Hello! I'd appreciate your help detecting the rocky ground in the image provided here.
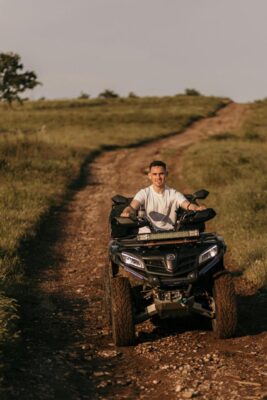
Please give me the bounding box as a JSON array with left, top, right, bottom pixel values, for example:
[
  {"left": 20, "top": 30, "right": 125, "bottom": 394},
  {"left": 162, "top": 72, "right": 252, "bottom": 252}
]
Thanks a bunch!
[{"left": 4, "top": 102, "right": 267, "bottom": 400}]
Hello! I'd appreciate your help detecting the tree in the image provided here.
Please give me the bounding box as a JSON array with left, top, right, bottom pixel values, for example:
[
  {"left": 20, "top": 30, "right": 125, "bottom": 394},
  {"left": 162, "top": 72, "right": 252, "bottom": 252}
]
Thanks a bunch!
[
  {"left": 98, "top": 89, "right": 119, "bottom": 99},
  {"left": 0, "top": 52, "right": 41, "bottom": 104}
]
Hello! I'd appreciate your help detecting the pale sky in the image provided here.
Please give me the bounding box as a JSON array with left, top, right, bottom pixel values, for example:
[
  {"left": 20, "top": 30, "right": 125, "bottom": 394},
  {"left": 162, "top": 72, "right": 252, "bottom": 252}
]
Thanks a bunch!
[{"left": 1, "top": 0, "right": 267, "bottom": 102}]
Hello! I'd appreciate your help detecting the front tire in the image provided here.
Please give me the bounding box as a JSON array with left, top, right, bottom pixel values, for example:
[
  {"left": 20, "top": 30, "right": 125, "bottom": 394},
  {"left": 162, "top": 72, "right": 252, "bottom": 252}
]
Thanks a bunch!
[
  {"left": 111, "top": 277, "right": 135, "bottom": 346},
  {"left": 103, "top": 263, "right": 112, "bottom": 326},
  {"left": 212, "top": 273, "right": 237, "bottom": 339}
]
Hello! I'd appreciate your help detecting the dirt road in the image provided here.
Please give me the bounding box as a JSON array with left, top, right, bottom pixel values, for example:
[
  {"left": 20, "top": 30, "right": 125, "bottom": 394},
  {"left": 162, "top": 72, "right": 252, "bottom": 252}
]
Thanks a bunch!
[{"left": 6, "top": 103, "right": 267, "bottom": 400}]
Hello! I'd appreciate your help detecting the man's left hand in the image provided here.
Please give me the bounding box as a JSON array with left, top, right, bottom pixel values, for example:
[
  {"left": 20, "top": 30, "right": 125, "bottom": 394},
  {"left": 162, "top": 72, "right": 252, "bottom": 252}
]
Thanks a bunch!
[{"left": 195, "top": 205, "right": 206, "bottom": 211}]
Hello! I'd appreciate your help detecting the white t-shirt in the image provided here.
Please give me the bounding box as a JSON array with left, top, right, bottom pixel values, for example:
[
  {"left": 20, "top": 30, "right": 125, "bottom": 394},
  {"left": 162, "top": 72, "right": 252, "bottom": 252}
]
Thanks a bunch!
[{"left": 134, "top": 185, "right": 187, "bottom": 231}]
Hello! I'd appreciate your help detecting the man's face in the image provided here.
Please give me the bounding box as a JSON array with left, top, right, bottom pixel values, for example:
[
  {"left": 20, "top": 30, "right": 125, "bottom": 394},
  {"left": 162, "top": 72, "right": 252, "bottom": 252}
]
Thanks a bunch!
[{"left": 148, "top": 166, "right": 167, "bottom": 189}]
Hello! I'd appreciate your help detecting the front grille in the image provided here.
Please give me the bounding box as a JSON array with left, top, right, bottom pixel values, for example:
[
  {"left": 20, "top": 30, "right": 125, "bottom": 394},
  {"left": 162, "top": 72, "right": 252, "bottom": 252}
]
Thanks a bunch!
[
  {"left": 144, "top": 254, "right": 197, "bottom": 275},
  {"left": 178, "top": 254, "right": 196, "bottom": 271},
  {"left": 145, "top": 259, "right": 166, "bottom": 274}
]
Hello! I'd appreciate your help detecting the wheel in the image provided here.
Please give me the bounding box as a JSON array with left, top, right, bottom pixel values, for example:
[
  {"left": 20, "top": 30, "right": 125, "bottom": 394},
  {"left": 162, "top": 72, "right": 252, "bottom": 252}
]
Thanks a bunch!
[
  {"left": 212, "top": 273, "right": 237, "bottom": 339},
  {"left": 111, "top": 277, "right": 135, "bottom": 346},
  {"left": 103, "top": 263, "right": 112, "bottom": 326}
]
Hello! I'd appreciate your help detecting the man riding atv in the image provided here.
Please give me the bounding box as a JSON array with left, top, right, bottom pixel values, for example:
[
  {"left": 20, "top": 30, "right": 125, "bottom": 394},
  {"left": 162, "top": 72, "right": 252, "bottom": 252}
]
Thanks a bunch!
[
  {"left": 121, "top": 160, "right": 206, "bottom": 230},
  {"left": 105, "top": 160, "right": 237, "bottom": 346}
]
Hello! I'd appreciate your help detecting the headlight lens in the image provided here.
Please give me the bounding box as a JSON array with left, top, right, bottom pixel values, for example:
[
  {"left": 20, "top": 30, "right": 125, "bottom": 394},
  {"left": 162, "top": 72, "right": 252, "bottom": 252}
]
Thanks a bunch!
[
  {"left": 121, "top": 252, "right": 145, "bottom": 269},
  {"left": 199, "top": 245, "right": 218, "bottom": 264}
]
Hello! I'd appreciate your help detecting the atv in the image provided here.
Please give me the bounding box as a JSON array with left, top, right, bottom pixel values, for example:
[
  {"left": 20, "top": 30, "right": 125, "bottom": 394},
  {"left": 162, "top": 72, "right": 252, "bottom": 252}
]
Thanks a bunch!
[{"left": 104, "top": 189, "right": 237, "bottom": 346}]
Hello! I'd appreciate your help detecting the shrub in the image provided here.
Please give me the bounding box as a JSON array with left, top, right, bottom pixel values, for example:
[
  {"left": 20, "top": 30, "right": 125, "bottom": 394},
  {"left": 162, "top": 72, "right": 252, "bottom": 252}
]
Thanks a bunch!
[
  {"left": 98, "top": 89, "right": 119, "bottom": 99},
  {"left": 78, "top": 91, "right": 90, "bottom": 100},
  {"left": 185, "top": 88, "right": 201, "bottom": 96},
  {"left": 128, "top": 91, "right": 138, "bottom": 98}
]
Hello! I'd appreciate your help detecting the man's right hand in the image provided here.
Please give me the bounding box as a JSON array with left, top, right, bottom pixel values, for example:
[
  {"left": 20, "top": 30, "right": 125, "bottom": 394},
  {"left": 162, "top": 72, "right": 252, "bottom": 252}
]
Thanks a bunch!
[
  {"left": 120, "top": 209, "right": 131, "bottom": 217},
  {"left": 120, "top": 200, "right": 140, "bottom": 218},
  {"left": 120, "top": 206, "right": 133, "bottom": 217}
]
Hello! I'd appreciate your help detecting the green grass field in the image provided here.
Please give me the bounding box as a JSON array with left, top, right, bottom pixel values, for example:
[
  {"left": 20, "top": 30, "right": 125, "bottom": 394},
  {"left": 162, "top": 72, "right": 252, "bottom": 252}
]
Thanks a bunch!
[
  {"left": 0, "top": 95, "right": 226, "bottom": 356},
  {"left": 183, "top": 100, "right": 267, "bottom": 288}
]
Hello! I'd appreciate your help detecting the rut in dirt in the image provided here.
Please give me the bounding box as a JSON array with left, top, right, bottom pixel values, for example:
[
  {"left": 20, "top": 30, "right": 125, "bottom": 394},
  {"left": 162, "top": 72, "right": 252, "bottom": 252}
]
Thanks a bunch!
[{"left": 4, "top": 102, "right": 267, "bottom": 400}]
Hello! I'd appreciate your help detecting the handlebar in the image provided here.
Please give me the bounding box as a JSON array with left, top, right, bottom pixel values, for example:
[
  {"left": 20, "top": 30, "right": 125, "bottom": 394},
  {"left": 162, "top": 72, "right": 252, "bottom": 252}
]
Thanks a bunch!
[
  {"left": 180, "top": 208, "right": 216, "bottom": 224},
  {"left": 114, "top": 208, "right": 216, "bottom": 231}
]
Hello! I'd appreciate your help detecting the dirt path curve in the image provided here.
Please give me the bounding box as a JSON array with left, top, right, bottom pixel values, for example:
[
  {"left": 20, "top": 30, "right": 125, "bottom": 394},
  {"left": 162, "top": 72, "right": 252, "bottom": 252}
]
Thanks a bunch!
[{"left": 8, "top": 103, "right": 267, "bottom": 400}]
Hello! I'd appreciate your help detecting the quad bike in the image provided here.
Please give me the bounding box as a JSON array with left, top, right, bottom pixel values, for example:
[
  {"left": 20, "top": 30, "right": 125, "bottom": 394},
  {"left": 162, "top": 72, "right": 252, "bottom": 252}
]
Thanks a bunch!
[{"left": 104, "top": 189, "right": 237, "bottom": 346}]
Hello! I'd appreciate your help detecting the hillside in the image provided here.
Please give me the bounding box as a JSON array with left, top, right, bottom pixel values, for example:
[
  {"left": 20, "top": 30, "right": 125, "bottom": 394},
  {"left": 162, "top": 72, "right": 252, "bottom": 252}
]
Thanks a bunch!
[
  {"left": 2, "top": 101, "right": 266, "bottom": 400},
  {"left": 0, "top": 95, "right": 226, "bottom": 372},
  {"left": 1, "top": 95, "right": 266, "bottom": 399}
]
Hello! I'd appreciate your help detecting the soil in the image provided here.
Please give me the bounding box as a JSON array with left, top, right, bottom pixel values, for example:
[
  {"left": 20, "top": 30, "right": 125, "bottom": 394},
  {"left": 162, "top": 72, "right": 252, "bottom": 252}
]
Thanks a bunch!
[{"left": 4, "top": 102, "right": 267, "bottom": 400}]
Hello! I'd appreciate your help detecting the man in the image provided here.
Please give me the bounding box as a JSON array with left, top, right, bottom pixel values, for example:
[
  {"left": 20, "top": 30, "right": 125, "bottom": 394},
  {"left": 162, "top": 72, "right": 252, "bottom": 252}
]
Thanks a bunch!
[{"left": 121, "top": 160, "right": 206, "bottom": 232}]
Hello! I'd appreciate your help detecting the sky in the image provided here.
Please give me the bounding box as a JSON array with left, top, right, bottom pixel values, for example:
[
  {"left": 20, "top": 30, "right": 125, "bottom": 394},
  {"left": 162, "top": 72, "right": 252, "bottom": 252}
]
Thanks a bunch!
[{"left": 1, "top": 0, "right": 267, "bottom": 102}]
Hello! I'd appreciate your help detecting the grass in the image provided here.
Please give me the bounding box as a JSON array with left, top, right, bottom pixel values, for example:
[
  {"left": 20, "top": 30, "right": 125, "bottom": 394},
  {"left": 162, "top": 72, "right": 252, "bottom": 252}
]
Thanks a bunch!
[
  {"left": 182, "top": 100, "right": 267, "bottom": 289},
  {"left": 0, "top": 95, "right": 226, "bottom": 359}
]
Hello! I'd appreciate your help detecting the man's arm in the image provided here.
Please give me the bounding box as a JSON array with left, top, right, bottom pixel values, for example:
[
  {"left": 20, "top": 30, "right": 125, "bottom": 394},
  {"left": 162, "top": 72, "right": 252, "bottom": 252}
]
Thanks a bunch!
[
  {"left": 181, "top": 200, "right": 206, "bottom": 212},
  {"left": 120, "top": 199, "right": 141, "bottom": 217}
]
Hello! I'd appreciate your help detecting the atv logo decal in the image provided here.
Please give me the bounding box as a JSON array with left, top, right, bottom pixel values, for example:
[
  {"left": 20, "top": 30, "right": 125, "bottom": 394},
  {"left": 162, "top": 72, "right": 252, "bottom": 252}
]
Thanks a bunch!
[{"left": 165, "top": 253, "right": 177, "bottom": 272}]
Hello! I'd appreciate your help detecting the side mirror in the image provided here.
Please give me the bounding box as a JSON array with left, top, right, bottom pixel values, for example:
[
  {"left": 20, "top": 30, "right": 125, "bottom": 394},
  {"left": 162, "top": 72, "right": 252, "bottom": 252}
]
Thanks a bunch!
[{"left": 192, "top": 189, "right": 209, "bottom": 201}]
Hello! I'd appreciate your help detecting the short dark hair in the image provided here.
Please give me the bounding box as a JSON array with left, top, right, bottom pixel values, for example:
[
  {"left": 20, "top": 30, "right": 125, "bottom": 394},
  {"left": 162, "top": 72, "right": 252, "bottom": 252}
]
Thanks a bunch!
[{"left": 149, "top": 160, "right": 167, "bottom": 170}]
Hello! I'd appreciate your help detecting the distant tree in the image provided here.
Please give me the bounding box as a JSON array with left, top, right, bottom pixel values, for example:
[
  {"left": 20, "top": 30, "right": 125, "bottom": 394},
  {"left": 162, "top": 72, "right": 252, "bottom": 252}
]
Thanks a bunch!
[
  {"left": 0, "top": 52, "right": 41, "bottom": 104},
  {"left": 128, "top": 91, "right": 138, "bottom": 98},
  {"left": 98, "top": 89, "right": 119, "bottom": 99},
  {"left": 184, "top": 88, "right": 201, "bottom": 96},
  {"left": 78, "top": 91, "right": 90, "bottom": 99}
]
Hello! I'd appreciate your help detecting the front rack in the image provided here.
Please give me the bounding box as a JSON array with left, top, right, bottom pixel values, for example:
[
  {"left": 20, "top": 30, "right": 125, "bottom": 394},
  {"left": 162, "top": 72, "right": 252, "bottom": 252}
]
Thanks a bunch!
[{"left": 137, "top": 229, "right": 199, "bottom": 242}]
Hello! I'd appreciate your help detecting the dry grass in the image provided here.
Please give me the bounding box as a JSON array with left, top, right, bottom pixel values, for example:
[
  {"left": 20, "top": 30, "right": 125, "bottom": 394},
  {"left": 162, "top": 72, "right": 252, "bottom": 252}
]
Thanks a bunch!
[{"left": 182, "top": 101, "right": 267, "bottom": 289}]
